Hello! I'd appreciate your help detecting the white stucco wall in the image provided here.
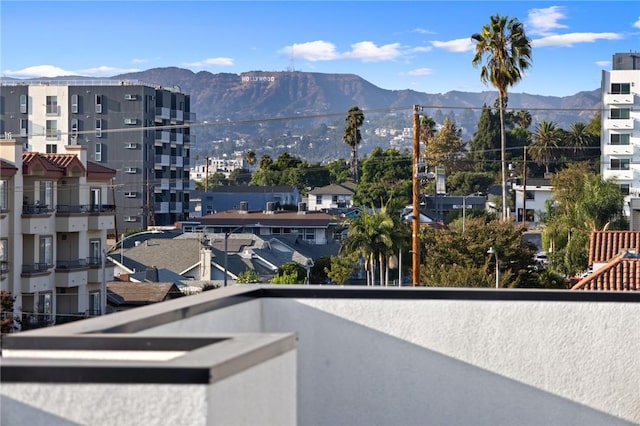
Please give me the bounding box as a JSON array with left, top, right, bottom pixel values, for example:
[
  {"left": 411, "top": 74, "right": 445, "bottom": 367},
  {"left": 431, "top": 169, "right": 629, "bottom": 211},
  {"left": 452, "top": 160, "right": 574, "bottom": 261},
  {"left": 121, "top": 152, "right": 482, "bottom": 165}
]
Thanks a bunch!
[{"left": 262, "top": 297, "right": 639, "bottom": 426}]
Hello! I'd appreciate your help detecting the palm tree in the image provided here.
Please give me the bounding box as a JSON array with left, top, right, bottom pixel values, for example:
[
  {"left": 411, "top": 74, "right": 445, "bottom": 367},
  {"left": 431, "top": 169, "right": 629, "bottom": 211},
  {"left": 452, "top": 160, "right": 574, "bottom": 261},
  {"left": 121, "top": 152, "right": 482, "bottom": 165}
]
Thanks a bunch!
[
  {"left": 529, "top": 121, "right": 563, "bottom": 175},
  {"left": 245, "top": 150, "right": 257, "bottom": 167},
  {"left": 567, "top": 122, "right": 593, "bottom": 157},
  {"left": 419, "top": 115, "right": 437, "bottom": 164},
  {"left": 343, "top": 106, "right": 365, "bottom": 183},
  {"left": 514, "top": 109, "right": 532, "bottom": 130},
  {"left": 472, "top": 14, "right": 532, "bottom": 220}
]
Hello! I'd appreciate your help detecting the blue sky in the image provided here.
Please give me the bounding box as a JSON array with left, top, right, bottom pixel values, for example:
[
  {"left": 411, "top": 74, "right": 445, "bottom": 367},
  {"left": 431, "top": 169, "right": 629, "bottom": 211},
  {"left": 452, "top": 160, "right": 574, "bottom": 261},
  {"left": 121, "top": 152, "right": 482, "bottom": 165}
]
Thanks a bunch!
[{"left": 1, "top": 1, "right": 639, "bottom": 96}]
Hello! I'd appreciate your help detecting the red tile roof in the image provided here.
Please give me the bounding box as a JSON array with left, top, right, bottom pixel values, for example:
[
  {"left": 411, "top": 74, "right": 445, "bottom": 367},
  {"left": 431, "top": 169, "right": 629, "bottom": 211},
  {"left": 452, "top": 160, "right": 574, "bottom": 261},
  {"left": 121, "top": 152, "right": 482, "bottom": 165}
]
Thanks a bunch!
[
  {"left": 588, "top": 231, "right": 640, "bottom": 264},
  {"left": 0, "top": 159, "right": 18, "bottom": 178},
  {"left": 86, "top": 161, "right": 116, "bottom": 179}
]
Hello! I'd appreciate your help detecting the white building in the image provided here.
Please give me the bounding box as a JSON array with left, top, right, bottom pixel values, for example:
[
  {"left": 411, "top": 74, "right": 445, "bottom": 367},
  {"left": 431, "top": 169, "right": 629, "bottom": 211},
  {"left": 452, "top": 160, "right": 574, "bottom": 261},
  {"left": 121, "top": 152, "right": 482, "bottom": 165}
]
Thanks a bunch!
[
  {"left": 600, "top": 53, "right": 640, "bottom": 229},
  {"left": 0, "top": 139, "right": 116, "bottom": 330},
  {"left": 189, "top": 155, "right": 245, "bottom": 182},
  {"left": 512, "top": 178, "right": 553, "bottom": 225}
]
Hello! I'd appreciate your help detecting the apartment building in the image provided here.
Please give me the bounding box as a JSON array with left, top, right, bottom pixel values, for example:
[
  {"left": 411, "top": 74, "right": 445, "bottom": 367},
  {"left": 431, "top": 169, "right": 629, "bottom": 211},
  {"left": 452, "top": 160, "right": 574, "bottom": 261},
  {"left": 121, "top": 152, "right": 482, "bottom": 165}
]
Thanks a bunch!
[
  {"left": 0, "top": 79, "right": 195, "bottom": 233},
  {"left": 600, "top": 53, "right": 640, "bottom": 229},
  {"left": 190, "top": 155, "right": 246, "bottom": 182},
  {"left": 0, "top": 139, "right": 116, "bottom": 329}
]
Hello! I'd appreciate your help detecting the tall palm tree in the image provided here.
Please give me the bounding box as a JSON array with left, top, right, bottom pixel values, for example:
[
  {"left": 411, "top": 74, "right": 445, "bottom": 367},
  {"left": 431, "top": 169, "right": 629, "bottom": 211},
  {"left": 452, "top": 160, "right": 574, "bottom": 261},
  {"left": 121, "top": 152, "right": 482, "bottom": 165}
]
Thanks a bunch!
[
  {"left": 567, "top": 122, "right": 593, "bottom": 157},
  {"left": 529, "top": 121, "right": 563, "bottom": 175},
  {"left": 245, "top": 150, "right": 257, "bottom": 167},
  {"left": 514, "top": 109, "right": 532, "bottom": 130},
  {"left": 419, "top": 115, "right": 437, "bottom": 164},
  {"left": 343, "top": 106, "right": 365, "bottom": 183},
  {"left": 472, "top": 14, "right": 532, "bottom": 220}
]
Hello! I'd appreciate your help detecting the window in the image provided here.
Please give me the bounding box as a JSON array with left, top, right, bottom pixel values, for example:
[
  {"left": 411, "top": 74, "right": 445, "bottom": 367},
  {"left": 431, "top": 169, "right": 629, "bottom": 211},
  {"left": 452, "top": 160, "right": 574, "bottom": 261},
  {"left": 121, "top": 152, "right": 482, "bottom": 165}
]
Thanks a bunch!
[
  {"left": 19, "top": 94, "right": 27, "bottom": 113},
  {"left": 46, "top": 96, "right": 58, "bottom": 115},
  {"left": 19, "top": 118, "right": 28, "bottom": 136},
  {"left": 315, "top": 195, "right": 322, "bottom": 204},
  {"left": 95, "top": 119, "right": 102, "bottom": 137},
  {"left": 38, "top": 292, "right": 52, "bottom": 323},
  {"left": 71, "top": 118, "right": 79, "bottom": 136},
  {"left": 610, "top": 159, "right": 630, "bottom": 170},
  {"left": 46, "top": 120, "right": 57, "bottom": 139},
  {"left": 611, "top": 133, "right": 630, "bottom": 145},
  {"left": 89, "top": 239, "right": 101, "bottom": 266},
  {"left": 124, "top": 118, "right": 137, "bottom": 125},
  {"left": 45, "top": 144, "right": 57, "bottom": 153},
  {"left": 525, "top": 191, "right": 535, "bottom": 200},
  {"left": 95, "top": 143, "right": 102, "bottom": 162},
  {"left": 124, "top": 142, "right": 137, "bottom": 149},
  {"left": 0, "top": 180, "right": 7, "bottom": 211},
  {"left": 95, "top": 94, "right": 102, "bottom": 113},
  {"left": 39, "top": 235, "right": 53, "bottom": 267},
  {"left": 39, "top": 181, "right": 53, "bottom": 208},
  {"left": 89, "top": 291, "right": 101, "bottom": 316},
  {"left": 620, "top": 184, "right": 630, "bottom": 196},
  {"left": 611, "top": 83, "right": 631, "bottom": 94},
  {"left": 0, "top": 238, "right": 7, "bottom": 274},
  {"left": 611, "top": 108, "right": 631, "bottom": 119},
  {"left": 90, "top": 187, "right": 101, "bottom": 209},
  {"left": 71, "top": 94, "right": 79, "bottom": 113}
]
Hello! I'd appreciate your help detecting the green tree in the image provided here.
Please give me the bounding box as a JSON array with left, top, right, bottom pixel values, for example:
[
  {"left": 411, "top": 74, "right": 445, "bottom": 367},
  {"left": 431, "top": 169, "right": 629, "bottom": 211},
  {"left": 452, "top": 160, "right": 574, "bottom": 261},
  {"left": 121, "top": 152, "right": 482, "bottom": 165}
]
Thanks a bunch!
[
  {"left": 228, "top": 168, "right": 252, "bottom": 186},
  {"left": 514, "top": 109, "right": 532, "bottom": 129},
  {"left": 423, "top": 117, "right": 467, "bottom": 173},
  {"left": 270, "top": 262, "right": 307, "bottom": 284},
  {"left": 528, "top": 121, "right": 563, "bottom": 175},
  {"left": 343, "top": 106, "right": 365, "bottom": 183},
  {"left": 326, "top": 252, "right": 361, "bottom": 285},
  {"left": 419, "top": 217, "right": 546, "bottom": 288},
  {"left": 354, "top": 147, "right": 412, "bottom": 208},
  {"left": 468, "top": 105, "right": 500, "bottom": 173},
  {"left": 326, "top": 159, "right": 351, "bottom": 184},
  {"left": 245, "top": 150, "right": 257, "bottom": 167},
  {"left": 566, "top": 121, "right": 596, "bottom": 159},
  {"left": 236, "top": 270, "right": 261, "bottom": 284},
  {"left": 472, "top": 14, "right": 532, "bottom": 220}
]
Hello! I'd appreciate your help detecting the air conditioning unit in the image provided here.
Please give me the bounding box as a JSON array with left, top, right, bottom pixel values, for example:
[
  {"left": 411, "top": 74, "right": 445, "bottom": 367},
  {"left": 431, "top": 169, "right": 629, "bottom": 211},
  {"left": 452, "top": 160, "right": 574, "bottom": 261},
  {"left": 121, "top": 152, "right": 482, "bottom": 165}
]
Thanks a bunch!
[
  {"left": 124, "top": 94, "right": 137, "bottom": 100},
  {"left": 124, "top": 167, "right": 137, "bottom": 174},
  {"left": 124, "top": 142, "right": 137, "bottom": 149},
  {"left": 124, "top": 192, "right": 137, "bottom": 198},
  {"left": 124, "top": 118, "right": 137, "bottom": 125}
]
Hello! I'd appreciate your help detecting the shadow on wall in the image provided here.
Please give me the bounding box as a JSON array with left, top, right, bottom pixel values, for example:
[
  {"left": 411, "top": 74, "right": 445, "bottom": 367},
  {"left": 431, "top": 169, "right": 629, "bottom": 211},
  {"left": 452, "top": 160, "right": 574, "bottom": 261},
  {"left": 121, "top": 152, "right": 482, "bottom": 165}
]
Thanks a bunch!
[{"left": 263, "top": 300, "right": 634, "bottom": 426}]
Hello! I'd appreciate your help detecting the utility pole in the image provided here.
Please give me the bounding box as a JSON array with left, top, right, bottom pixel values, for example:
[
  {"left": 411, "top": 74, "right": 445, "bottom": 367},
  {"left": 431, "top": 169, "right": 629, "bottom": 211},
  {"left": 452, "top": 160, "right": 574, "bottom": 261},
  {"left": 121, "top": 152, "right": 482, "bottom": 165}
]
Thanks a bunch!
[
  {"left": 205, "top": 156, "right": 209, "bottom": 192},
  {"left": 522, "top": 145, "right": 527, "bottom": 225},
  {"left": 412, "top": 105, "right": 422, "bottom": 286}
]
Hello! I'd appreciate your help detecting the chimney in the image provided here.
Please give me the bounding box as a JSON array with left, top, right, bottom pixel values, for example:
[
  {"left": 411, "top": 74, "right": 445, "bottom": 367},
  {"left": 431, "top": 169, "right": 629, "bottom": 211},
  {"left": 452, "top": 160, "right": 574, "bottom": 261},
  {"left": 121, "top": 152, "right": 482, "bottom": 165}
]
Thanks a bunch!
[
  {"left": 239, "top": 201, "right": 249, "bottom": 214},
  {"left": 265, "top": 201, "right": 275, "bottom": 214},
  {"left": 297, "top": 202, "right": 307, "bottom": 215}
]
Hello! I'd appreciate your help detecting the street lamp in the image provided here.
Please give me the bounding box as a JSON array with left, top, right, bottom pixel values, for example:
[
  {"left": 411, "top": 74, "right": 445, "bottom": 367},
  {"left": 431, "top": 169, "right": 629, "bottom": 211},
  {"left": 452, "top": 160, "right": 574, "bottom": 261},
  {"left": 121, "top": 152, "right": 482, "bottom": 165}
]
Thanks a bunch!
[
  {"left": 487, "top": 246, "right": 499, "bottom": 288},
  {"left": 224, "top": 226, "right": 244, "bottom": 287}
]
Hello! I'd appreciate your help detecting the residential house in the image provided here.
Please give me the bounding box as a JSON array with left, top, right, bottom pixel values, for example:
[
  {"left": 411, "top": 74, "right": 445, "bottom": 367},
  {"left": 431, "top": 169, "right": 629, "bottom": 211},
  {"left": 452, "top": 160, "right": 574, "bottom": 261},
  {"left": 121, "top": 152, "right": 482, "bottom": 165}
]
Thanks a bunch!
[
  {"left": 512, "top": 178, "right": 552, "bottom": 225},
  {"left": 307, "top": 182, "right": 356, "bottom": 211},
  {"left": 0, "top": 139, "right": 116, "bottom": 328},
  {"left": 0, "top": 79, "right": 195, "bottom": 233},
  {"left": 599, "top": 53, "right": 640, "bottom": 229},
  {"left": 190, "top": 185, "right": 300, "bottom": 217},
  {"left": 189, "top": 155, "right": 245, "bottom": 182},
  {"left": 572, "top": 230, "right": 640, "bottom": 291},
  {"left": 106, "top": 281, "right": 183, "bottom": 312}
]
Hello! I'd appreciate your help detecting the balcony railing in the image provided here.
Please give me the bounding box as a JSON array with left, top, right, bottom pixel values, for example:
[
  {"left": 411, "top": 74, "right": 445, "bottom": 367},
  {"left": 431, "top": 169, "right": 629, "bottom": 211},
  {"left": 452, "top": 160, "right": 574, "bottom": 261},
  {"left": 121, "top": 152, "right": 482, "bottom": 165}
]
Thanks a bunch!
[
  {"left": 88, "top": 204, "right": 116, "bottom": 213},
  {"left": 22, "top": 203, "right": 54, "bottom": 215},
  {"left": 21, "top": 263, "right": 52, "bottom": 274},
  {"left": 56, "top": 204, "right": 90, "bottom": 214},
  {"left": 56, "top": 259, "right": 88, "bottom": 270}
]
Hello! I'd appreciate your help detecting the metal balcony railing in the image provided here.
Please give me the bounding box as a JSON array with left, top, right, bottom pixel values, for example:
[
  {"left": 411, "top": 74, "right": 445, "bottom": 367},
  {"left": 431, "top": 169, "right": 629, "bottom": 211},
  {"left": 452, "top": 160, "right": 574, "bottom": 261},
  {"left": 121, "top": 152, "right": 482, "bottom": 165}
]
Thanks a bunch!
[
  {"left": 21, "top": 263, "right": 52, "bottom": 274},
  {"left": 22, "top": 204, "right": 54, "bottom": 215},
  {"left": 56, "top": 259, "right": 88, "bottom": 270},
  {"left": 56, "top": 204, "right": 90, "bottom": 214}
]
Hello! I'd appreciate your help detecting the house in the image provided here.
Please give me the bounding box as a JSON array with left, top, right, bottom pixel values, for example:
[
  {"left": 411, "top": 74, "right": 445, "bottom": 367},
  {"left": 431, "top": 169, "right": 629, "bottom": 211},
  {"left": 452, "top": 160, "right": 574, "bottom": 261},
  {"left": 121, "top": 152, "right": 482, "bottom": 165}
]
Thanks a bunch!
[
  {"left": 0, "top": 79, "right": 195, "bottom": 233},
  {"left": 307, "top": 182, "right": 356, "bottom": 211},
  {"left": 190, "top": 186, "right": 300, "bottom": 217},
  {"left": 0, "top": 139, "right": 116, "bottom": 329},
  {"left": 511, "top": 178, "right": 552, "bottom": 225},
  {"left": 572, "top": 230, "right": 640, "bottom": 291},
  {"left": 106, "top": 281, "right": 183, "bottom": 312}
]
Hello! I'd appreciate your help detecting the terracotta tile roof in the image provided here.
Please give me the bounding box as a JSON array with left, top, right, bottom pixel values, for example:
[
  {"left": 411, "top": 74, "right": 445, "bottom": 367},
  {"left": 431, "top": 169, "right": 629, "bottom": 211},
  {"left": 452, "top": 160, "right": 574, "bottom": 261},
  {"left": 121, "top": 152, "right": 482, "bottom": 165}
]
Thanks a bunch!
[
  {"left": 86, "top": 161, "right": 116, "bottom": 179},
  {"left": 572, "top": 250, "right": 640, "bottom": 291},
  {"left": 0, "top": 159, "right": 18, "bottom": 177},
  {"left": 588, "top": 231, "right": 640, "bottom": 264},
  {"left": 22, "top": 152, "right": 85, "bottom": 177}
]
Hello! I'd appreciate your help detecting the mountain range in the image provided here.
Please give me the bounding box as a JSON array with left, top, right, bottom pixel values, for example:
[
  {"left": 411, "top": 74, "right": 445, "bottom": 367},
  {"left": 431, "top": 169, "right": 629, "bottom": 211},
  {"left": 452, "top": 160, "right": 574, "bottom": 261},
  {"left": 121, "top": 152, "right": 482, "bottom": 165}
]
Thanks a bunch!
[{"left": 11, "top": 68, "right": 603, "bottom": 163}]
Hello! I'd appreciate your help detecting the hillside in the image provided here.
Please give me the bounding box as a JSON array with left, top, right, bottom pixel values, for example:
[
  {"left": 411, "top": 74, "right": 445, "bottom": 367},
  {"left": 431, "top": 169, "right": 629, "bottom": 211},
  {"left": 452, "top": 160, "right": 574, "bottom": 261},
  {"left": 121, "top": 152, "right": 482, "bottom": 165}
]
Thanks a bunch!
[{"left": 115, "top": 68, "right": 602, "bottom": 162}]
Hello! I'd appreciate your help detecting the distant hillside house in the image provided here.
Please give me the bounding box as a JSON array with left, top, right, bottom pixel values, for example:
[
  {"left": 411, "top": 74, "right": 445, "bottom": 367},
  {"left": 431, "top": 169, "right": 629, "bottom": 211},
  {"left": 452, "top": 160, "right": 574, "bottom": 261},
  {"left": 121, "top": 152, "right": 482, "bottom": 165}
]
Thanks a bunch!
[
  {"left": 308, "top": 182, "right": 356, "bottom": 211},
  {"left": 189, "top": 155, "right": 245, "bottom": 182}
]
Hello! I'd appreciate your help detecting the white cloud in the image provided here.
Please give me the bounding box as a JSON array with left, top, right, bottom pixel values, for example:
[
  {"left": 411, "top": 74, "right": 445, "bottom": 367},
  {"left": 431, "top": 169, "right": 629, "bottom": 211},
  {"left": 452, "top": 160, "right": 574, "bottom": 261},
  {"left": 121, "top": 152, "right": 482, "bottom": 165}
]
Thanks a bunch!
[
  {"left": 595, "top": 60, "right": 610, "bottom": 68},
  {"left": 432, "top": 38, "right": 474, "bottom": 53},
  {"left": 131, "top": 58, "right": 149, "bottom": 64},
  {"left": 343, "top": 41, "right": 402, "bottom": 62},
  {"left": 183, "top": 57, "right": 234, "bottom": 67},
  {"left": 407, "top": 46, "right": 432, "bottom": 54},
  {"left": 2, "top": 64, "right": 140, "bottom": 78},
  {"left": 281, "top": 40, "right": 339, "bottom": 61},
  {"left": 533, "top": 32, "right": 622, "bottom": 47},
  {"left": 634, "top": 16, "right": 640, "bottom": 29},
  {"left": 526, "top": 6, "right": 568, "bottom": 36},
  {"left": 405, "top": 68, "right": 433, "bottom": 76},
  {"left": 412, "top": 27, "right": 435, "bottom": 35}
]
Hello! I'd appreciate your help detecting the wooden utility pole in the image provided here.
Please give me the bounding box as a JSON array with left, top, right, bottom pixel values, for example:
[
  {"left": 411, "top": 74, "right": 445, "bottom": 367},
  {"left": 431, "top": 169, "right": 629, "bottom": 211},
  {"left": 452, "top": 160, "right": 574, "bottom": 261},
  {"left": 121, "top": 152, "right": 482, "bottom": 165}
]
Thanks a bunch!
[
  {"left": 522, "top": 145, "right": 527, "bottom": 225},
  {"left": 412, "top": 105, "right": 422, "bottom": 286}
]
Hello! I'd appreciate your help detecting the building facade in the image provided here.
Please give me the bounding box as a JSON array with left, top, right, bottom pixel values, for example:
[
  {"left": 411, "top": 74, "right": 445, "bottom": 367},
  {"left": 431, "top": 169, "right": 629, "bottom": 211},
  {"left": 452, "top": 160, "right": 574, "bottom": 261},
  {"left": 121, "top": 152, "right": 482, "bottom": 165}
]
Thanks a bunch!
[
  {"left": 0, "top": 140, "right": 116, "bottom": 329},
  {"left": 600, "top": 53, "right": 640, "bottom": 229},
  {"left": 0, "top": 79, "right": 195, "bottom": 233}
]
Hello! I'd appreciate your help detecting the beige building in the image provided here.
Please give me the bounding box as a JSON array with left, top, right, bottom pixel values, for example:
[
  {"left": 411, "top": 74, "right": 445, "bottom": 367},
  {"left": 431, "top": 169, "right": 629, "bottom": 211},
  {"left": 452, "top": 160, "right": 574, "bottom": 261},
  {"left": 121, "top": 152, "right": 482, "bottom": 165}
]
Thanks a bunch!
[{"left": 0, "top": 139, "right": 116, "bottom": 330}]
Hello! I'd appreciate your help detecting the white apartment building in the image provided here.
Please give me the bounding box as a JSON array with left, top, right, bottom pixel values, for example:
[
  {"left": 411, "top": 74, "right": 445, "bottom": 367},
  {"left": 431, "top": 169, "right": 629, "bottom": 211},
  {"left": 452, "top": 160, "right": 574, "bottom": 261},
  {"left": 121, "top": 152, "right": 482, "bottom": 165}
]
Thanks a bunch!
[
  {"left": 189, "top": 155, "right": 245, "bottom": 182},
  {"left": 0, "top": 140, "right": 116, "bottom": 330},
  {"left": 600, "top": 53, "right": 640, "bottom": 229}
]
